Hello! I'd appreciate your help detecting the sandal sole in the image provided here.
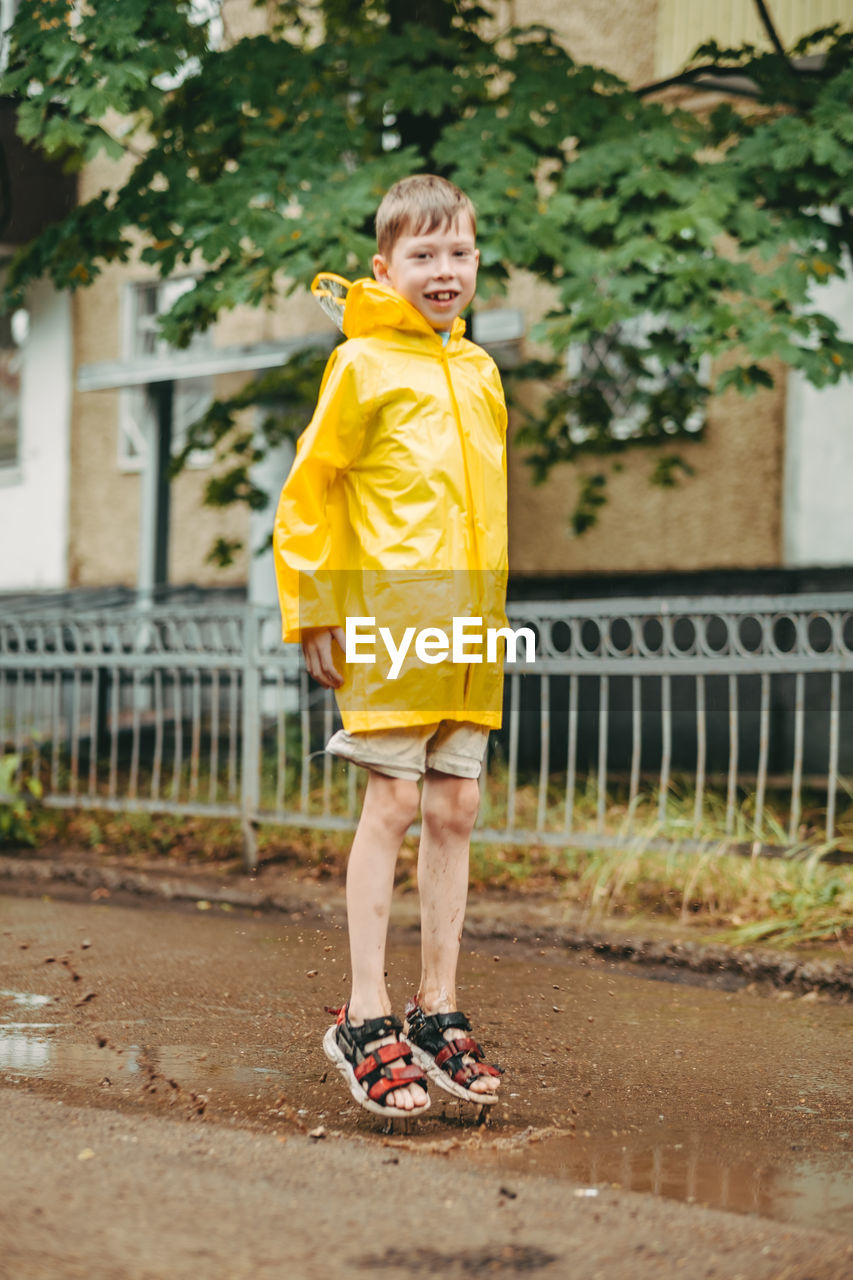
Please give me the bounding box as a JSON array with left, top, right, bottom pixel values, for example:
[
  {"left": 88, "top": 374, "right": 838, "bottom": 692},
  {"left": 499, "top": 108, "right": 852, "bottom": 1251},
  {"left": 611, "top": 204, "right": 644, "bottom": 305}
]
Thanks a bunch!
[
  {"left": 404, "top": 1038, "right": 501, "bottom": 1105},
  {"left": 322, "top": 1024, "right": 431, "bottom": 1118}
]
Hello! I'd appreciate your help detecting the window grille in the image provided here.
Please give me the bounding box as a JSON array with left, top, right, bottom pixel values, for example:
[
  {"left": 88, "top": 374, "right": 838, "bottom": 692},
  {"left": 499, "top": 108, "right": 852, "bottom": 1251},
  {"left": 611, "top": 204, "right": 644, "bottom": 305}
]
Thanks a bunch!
[
  {"left": 118, "top": 278, "right": 213, "bottom": 472},
  {"left": 566, "top": 314, "right": 708, "bottom": 445},
  {"left": 0, "top": 0, "right": 20, "bottom": 72},
  {"left": 0, "top": 262, "right": 26, "bottom": 470}
]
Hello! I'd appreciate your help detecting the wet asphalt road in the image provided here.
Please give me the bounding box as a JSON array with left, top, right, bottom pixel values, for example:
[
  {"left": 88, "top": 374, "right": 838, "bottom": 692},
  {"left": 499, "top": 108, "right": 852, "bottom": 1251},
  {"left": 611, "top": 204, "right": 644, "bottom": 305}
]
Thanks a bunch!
[{"left": 1, "top": 890, "right": 852, "bottom": 1279}]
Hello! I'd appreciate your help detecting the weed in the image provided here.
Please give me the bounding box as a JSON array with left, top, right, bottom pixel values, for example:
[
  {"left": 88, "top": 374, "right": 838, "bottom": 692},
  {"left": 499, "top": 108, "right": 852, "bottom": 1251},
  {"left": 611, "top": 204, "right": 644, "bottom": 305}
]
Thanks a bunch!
[
  {"left": 14, "top": 753, "right": 853, "bottom": 950},
  {"left": 0, "top": 754, "right": 44, "bottom": 847}
]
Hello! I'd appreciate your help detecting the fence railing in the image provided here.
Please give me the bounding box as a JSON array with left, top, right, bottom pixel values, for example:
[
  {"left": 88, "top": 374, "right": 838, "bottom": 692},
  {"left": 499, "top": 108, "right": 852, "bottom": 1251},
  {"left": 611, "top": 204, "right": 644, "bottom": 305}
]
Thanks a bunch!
[{"left": 2, "top": 593, "right": 853, "bottom": 869}]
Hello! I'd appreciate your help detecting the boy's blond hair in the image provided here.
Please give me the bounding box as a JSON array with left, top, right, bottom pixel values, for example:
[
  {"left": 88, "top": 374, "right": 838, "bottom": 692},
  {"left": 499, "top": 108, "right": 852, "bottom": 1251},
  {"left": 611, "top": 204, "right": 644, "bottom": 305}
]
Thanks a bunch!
[{"left": 375, "top": 174, "right": 477, "bottom": 258}]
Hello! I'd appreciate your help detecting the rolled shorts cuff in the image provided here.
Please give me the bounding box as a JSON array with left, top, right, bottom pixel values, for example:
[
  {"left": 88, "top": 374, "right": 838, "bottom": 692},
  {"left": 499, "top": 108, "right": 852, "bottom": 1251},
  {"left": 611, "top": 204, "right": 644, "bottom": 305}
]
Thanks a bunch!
[
  {"left": 425, "top": 747, "right": 483, "bottom": 779},
  {"left": 326, "top": 722, "right": 489, "bottom": 782}
]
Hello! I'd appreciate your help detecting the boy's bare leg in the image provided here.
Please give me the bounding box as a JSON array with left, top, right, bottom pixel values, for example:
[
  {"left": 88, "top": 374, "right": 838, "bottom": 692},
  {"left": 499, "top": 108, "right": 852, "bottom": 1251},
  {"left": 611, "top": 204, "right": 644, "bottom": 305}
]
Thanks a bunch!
[
  {"left": 345, "top": 770, "right": 428, "bottom": 1111},
  {"left": 415, "top": 770, "right": 500, "bottom": 1096}
]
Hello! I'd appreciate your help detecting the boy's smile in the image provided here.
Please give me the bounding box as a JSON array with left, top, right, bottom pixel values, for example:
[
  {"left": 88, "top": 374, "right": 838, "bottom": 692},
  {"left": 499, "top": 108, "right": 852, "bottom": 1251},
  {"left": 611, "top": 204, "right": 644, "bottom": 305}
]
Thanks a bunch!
[{"left": 372, "top": 215, "right": 479, "bottom": 331}]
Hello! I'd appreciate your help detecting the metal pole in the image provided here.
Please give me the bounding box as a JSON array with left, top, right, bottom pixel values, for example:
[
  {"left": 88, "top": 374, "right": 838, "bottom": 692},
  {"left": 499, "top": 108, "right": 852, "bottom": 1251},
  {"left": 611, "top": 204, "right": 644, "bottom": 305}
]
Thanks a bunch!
[
  {"left": 137, "top": 379, "right": 174, "bottom": 607},
  {"left": 241, "top": 607, "right": 260, "bottom": 872},
  {"left": 152, "top": 379, "right": 173, "bottom": 594}
]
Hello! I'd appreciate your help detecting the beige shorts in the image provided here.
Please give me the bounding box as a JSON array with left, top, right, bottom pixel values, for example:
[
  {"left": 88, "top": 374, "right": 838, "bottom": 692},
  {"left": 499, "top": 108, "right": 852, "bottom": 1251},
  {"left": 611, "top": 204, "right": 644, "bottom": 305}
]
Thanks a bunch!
[{"left": 326, "top": 721, "right": 489, "bottom": 782}]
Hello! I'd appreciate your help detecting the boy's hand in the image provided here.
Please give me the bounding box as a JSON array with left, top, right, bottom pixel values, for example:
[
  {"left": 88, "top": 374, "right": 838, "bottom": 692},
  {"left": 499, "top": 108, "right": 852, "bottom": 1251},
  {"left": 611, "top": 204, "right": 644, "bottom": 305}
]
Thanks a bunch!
[{"left": 301, "top": 626, "right": 346, "bottom": 688}]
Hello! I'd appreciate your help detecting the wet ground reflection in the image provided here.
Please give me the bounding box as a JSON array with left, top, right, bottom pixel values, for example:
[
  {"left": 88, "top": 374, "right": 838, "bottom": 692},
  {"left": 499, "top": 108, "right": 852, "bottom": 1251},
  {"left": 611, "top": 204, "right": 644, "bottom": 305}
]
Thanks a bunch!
[
  {"left": 463, "top": 1127, "right": 853, "bottom": 1234},
  {"left": 2, "top": 895, "right": 852, "bottom": 1235},
  {"left": 0, "top": 1028, "right": 290, "bottom": 1085}
]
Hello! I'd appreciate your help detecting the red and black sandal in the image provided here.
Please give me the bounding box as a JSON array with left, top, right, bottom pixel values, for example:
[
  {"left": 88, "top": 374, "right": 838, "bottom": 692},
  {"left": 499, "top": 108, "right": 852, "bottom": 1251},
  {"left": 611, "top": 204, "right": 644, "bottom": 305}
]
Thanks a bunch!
[
  {"left": 403, "top": 1000, "right": 503, "bottom": 1105},
  {"left": 322, "top": 1005, "right": 431, "bottom": 1118}
]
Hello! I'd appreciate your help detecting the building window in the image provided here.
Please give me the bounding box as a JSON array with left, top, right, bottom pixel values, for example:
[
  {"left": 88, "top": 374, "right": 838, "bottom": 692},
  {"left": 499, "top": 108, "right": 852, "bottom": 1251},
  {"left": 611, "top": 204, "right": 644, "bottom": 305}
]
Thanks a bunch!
[
  {"left": 0, "top": 272, "right": 27, "bottom": 470},
  {"left": 119, "top": 277, "right": 213, "bottom": 472},
  {"left": 0, "top": 1, "right": 20, "bottom": 72},
  {"left": 566, "top": 314, "right": 708, "bottom": 444}
]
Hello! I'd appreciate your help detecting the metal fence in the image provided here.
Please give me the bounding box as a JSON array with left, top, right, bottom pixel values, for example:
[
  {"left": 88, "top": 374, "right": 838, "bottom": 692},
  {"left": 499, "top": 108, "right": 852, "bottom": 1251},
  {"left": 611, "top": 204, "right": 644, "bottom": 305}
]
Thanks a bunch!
[{"left": 2, "top": 593, "right": 853, "bottom": 869}]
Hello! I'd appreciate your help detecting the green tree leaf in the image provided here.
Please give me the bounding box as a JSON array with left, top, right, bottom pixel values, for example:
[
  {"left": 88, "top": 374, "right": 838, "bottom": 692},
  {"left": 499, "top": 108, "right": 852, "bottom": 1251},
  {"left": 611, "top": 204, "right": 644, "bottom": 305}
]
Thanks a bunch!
[{"left": 2, "top": 0, "right": 852, "bottom": 540}]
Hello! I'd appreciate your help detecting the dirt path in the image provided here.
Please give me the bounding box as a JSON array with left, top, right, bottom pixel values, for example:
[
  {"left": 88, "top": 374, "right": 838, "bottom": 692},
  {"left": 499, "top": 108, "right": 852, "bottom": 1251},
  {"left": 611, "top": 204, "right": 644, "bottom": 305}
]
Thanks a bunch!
[
  {"left": 1, "top": 890, "right": 852, "bottom": 1278},
  {"left": 2, "top": 1090, "right": 852, "bottom": 1280},
  {"left": 3, "top": 850, "right": 852, "bottom": 998}
]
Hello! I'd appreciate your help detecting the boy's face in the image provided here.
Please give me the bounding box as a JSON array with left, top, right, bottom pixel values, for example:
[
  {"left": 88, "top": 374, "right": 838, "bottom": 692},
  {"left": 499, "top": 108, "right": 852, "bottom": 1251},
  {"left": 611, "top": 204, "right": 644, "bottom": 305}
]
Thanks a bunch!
[{"left": 372, "top": 214, "right": 479, "bottom": 331}]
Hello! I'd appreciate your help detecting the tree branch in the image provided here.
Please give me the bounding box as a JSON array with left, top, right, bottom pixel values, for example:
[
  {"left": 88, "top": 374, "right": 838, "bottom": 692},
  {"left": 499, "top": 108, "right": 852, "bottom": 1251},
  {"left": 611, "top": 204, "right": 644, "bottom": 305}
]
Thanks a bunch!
[
  {"left": 635, "top": 64, "right": 763, "bottom": 100},
  {"left": 754, "top": 0, "right": 788, "bottom": 61},
  {"left": 639, "top": 3, "right": 816, "bottom": 101},
  {"left": 43, "top": 104, "right": 149, "bottom": 161},
  {"left": 97, "top": 124, "right": 148, "bottom": 161}
]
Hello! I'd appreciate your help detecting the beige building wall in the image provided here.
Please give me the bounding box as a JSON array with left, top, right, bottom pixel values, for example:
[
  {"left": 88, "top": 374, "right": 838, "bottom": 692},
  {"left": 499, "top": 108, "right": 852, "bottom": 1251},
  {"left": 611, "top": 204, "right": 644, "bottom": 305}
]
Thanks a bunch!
[
  {"left": 507, "top": 377, "right": 784, "bottom": 575},
  {"left": 70, "top": 145, "right": 328, "bottom": 589},
  {"left": 655, "top": 0, "right": 853, "bottom": 77},
  {"left": 515, "top": 0, "right": 659, "bottom": 85}
]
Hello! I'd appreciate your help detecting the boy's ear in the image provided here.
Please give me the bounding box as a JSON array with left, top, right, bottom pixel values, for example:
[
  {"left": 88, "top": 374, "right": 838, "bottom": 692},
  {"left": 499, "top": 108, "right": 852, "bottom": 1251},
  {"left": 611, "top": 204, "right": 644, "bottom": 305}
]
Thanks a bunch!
[{"left": 372, "top": 253, "right": 391, "bottom": 283}]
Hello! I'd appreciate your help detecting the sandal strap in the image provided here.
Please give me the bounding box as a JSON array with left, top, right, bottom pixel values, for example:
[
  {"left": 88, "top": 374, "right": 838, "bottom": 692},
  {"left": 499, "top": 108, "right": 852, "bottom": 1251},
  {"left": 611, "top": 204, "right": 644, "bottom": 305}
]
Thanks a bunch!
[
  {"left": 443, "top": 1054, "right": 503, "bottom": 1085},
  {"left": 333, "top": 1007, "right": 427, "bottom": 1104},
  {"left": 335, "top": 1011, "right": 402, "bottom": 1062},
  {"left": 434, "top": 1038, "right": 502, "bottom": 1085},
  {"left": 405, "top": 1001, "right": 503, "bottom": 1086},
  {"left": 425, "top": 1011, "right": 472, "bottom": 1034},
  {"left": 366, "top": 1062, "right": 426, "bottom": 1103},
  {"left": 338, "top": 1010, "right": 402, "bottom": 1044},
  {"left": 405, "top": 1003, "right": 472, "bottom": 1054},
  {"left": 353, "top": 1039, "right": 410, "bottom": 1079},
  {"left": 435, "top": 1035, "right": 481, "bottom": 1068}
]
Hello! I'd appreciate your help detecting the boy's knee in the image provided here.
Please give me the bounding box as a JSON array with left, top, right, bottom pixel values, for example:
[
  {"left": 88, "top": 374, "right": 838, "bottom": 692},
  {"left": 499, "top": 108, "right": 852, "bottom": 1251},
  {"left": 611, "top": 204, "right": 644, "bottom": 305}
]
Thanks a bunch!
[
  {"left": 368, "top": 772, "right": 421, "bottom": 831},
  {"left": 422, "top": 774, "right": 481, "bottom": 835}
]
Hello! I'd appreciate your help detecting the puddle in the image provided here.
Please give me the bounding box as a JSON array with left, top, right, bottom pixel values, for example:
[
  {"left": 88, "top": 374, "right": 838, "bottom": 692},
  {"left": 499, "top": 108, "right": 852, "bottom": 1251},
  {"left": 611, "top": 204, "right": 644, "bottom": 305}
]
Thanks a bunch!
[
  {"left": 2, "top": 895, "right": 852, "bottom": 1235},
  {"left": 4, "top": 1003, "right": 849, "bottom": 1233},
  {"left": 0, "top": 989, "right": 53, "bottom": 1009},
  {"left": 0, "top": 1020, "right": 287, "bottom": 1089},
  {"left": 462, "top": 1127, "right": 853, "bottom": 1235},
  {"left": 0, "top": 1027, "right": 54, "bottom": 1071}
]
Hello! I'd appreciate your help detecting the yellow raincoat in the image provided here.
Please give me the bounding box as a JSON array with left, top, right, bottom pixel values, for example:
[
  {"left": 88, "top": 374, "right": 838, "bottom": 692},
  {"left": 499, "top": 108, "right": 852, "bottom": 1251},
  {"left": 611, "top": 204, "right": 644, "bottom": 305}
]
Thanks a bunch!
[{"left": 273, "top": 275, "right": 508, "bottom": 731}]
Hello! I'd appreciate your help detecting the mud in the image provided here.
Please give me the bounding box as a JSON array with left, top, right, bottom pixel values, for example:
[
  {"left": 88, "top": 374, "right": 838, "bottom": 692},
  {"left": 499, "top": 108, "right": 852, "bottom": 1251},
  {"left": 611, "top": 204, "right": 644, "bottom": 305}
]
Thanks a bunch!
[
  {"left": 4, "top": 1092, "right": 852, "bottom": 1280},
  {"left": 2, "top": 890, "right": 852, "bottom": 1243},
  {"left": 3, "top": 851, "right": 853, "bottom": 999}
]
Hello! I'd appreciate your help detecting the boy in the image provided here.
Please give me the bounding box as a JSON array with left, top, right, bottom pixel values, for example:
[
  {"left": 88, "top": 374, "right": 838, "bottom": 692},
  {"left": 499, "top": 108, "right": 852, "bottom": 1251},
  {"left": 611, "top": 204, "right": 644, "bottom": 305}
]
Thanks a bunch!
[{"left": 273, "top": 174, "right": 507, "bottom": 1117}]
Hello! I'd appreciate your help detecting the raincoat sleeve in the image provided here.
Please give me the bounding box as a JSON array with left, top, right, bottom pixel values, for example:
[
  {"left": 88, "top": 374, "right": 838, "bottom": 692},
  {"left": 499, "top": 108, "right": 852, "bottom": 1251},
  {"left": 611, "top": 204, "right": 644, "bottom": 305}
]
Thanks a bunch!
[
  {"left": 273, "top": 344, "right": 371, "bottom": 643},
  {"left": 489, "top": 362, "right": 508, "bottom": 438}
]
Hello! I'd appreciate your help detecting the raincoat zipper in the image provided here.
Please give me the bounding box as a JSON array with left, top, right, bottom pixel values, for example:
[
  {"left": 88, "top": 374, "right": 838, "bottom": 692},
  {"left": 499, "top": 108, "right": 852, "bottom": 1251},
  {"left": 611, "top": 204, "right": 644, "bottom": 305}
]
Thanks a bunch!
[{"left": 440, "top": 341, "right": 481, "bottom": 709}]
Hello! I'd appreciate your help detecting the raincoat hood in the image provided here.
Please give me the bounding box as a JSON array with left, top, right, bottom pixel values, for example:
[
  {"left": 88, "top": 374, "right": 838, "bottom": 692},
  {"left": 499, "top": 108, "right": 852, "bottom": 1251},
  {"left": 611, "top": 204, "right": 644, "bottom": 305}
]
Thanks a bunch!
[
  {"left": 311, "top": 272, "right": 467, "bottom": 344},
  {"left": 346, "top": 277, "right": 466, "bottom": 343}
]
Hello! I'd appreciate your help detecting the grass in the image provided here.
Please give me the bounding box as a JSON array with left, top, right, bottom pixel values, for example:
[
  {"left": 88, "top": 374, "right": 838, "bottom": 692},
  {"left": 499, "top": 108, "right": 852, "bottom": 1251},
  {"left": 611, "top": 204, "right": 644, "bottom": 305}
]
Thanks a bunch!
[
  {"left": 469, "top": 835, "right": 852, "bottom": 951},
  {"left": 4, "top": 754, "right": 852, "bottom": 953}
]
